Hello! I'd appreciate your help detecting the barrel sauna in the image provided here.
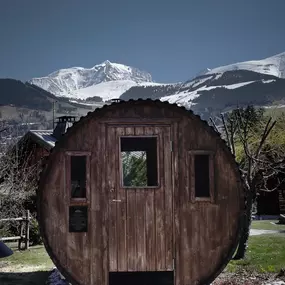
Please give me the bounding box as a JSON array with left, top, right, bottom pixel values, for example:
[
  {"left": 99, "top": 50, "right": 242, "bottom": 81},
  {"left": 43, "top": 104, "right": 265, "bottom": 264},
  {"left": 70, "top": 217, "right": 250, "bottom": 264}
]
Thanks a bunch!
[{"left": 38, "top": 99, "right": 244, "bottom": 285}]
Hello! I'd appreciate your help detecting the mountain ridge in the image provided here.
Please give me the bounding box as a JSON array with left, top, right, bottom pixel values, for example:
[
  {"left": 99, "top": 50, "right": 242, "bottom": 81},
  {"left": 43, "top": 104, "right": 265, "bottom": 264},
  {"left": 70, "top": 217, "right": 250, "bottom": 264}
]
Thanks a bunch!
[
  {"left": 29, "top": 51, "right": 285, "bottom": 104},
  {"left": 18, "top": 51, "right": 285, "bottom": 121},
  {"left": 205, "top": 51, "right": 285, "bottom": 78}
]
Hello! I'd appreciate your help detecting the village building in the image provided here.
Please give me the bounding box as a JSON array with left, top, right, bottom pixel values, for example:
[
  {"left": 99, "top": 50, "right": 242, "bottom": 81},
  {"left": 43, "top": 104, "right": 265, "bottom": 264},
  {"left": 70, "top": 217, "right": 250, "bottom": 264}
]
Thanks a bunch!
[{"left": 10, "top": 116, "right": 77, "bottom": 173}]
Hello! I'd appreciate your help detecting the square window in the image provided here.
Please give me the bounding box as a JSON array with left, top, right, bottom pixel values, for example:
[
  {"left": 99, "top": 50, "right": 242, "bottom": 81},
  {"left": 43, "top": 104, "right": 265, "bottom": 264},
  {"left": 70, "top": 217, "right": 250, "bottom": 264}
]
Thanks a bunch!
[{"left": 120, "top": 137, "right": 158, "bottom": 187}]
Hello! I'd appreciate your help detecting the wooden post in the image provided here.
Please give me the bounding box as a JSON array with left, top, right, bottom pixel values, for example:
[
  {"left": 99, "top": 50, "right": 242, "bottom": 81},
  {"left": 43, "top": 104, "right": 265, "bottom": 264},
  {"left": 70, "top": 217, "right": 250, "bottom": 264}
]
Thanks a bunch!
[
  {"left": 18, "top": 219, "right": 24, "bottom": 250},
  {"left": 24, "top": 210, "right": 30, "bottom": 250}
]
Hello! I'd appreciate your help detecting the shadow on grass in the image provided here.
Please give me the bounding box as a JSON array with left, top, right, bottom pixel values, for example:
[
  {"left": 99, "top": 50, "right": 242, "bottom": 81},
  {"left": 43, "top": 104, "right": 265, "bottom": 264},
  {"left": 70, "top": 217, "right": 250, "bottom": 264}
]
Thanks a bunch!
[{"left": 0, "top": 271, "right": 50, "bottom": 285}]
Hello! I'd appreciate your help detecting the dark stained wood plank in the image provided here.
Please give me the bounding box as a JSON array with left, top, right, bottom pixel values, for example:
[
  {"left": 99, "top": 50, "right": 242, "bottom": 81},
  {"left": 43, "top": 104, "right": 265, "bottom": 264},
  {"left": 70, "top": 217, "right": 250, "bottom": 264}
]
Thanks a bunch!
[
  {"left": 185, "top": 143, "right": 190, "bottom": 204},
  {"left": 90, "top": 122, "right": 103, "bottom": 285},
  {"left": 116, "top": 127, "right": 128, "bottom": 272},
  {"left": 153, "top": 126, "right": 165, "bottom": 271},
  {"left": 126, "top": 197, "right": 137, "bottom": 272},
  {"left": 101, "top": 122, "right": 109, "bottom": 285},
  {"left": 191, "top": 207, "right": 200, "bottom": 283},
  {"left": 82, "top": 235, "right": 90, "bottom": 285},
  {"left": 163, "top": 126, "right": 173, "bottom": 270},
  {"left": 198, "top": 205, "right": 208, "bottom": 281},
  {"left": 107, "top": 126, "right": 118, "bottom": 272},
  {"left": 56, "top": 153, "right": 68, "bottom": 272},
  {"left": 124, "top": 126, "right": 137, "bottom": 271},
  {"left": 143, "top": 125, "right": 157, "bottom": 270},
  {"left": 142, "top": 126, "right": 158, "bottom": 271},
  {"left": 134, "top": 126, "right": 147, "bottom": 271},
  {"left": 134, "top": 188, "right": 147, "bottom": 271},
  {"left": 145, "top": 187, "right": 156, "bottom": 270},
  {"left": 172, "top": 121, "right": 181, "bottom": 285}
]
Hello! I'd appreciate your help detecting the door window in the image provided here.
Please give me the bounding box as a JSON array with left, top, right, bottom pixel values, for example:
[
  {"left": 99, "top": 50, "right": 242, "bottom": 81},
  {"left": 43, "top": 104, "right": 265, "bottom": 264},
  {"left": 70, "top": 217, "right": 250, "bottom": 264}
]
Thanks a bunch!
[{"left": 120, "top": 136, "right": 158, "bottom": 188}]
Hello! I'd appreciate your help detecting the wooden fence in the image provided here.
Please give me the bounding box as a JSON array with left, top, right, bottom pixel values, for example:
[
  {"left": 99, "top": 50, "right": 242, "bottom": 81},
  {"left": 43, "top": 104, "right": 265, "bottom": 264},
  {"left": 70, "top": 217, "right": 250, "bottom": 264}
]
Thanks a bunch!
[{"left": 0, "top": 210, "right": 30, "bottom": 250}]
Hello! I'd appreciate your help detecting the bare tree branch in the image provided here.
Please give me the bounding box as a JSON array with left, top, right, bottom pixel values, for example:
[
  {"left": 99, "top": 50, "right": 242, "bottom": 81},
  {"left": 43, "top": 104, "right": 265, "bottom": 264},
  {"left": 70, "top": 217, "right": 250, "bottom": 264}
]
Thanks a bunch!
[
  {"left": 209, "top": 117, "right": 219, "bottom": 133},
  {"left": 221, "top": 113, "right": 236, "bottom": 156}
]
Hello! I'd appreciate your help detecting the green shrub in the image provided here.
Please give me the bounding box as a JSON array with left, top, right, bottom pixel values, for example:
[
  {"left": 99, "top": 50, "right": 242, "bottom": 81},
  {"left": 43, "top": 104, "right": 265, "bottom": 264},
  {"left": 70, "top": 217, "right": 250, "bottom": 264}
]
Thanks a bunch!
[{"left": 29, "top": 217, "right": 43, "bottom": 246}]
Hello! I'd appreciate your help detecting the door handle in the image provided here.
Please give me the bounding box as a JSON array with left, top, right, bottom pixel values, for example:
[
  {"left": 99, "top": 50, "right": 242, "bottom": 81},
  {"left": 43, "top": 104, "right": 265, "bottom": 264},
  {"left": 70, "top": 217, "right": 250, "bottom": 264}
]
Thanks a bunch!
[
  {"left": 112, "top": 199, "right": 122, "bottom": 203},
  {"left": 110, "top": 188, "right": 115, "bottom": 193}
]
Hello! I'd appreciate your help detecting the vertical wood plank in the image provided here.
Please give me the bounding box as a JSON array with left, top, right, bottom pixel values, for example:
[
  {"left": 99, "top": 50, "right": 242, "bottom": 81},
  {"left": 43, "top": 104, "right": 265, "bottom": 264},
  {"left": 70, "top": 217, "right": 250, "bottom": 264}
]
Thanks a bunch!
[
  {"left": 190, "top": 154, "right": 195, "bottom": 203},
  {"left": 198, "top": 205, "right": 207, "bottom": 281},
  {"left": 90, "top": 123, "right": 103, "bottom": 285},
  {"left": 148, "top": 126, "right": 165, "bottom": 271},
  {"left": 134, "top": 126, "right": 147, "bottom": 271},
  {"left": 116, "top": 127, "right": 128, "bottom": 272},
  {"left": 143, "top": 126, "right": 157, "bottom": 271},
  {"left": 82, "top": 233, "right": 90, "bottom": 285},
  {"left": 108, "top": 126, "right": 118, "bottom": 272},
  {"left": 163, "top": 126, "right": 173, "bottom": 270},
  {"left": 101, "top": 122, "right": 109, "bottom": 285},
  {"left": 59, "top": 152, "right": 67, "bottom": 272},
  {"left": 125, "top": 126, "right": 137, "bottom": 271},
  {"left": 145, "top": 187, "right": 156, "bottom": 270},
  {"left": 173, "top": 121, "right": 181, "bottom": 285},
  {"left": 180, "top": 208, "right": 192, "bottom": 284}
]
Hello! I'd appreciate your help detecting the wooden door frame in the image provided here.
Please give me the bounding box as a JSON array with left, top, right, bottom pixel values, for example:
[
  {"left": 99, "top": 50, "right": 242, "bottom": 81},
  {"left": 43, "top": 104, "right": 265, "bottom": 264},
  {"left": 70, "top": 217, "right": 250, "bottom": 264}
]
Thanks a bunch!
[{"left": 105, "top": 122, "right": 176, "bottom": 274}]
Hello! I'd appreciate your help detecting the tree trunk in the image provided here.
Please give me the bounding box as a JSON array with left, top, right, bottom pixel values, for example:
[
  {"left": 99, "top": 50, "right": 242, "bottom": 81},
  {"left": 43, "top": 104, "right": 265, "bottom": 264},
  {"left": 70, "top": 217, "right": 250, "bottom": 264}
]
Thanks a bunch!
[{"left": 233, "top": 190, "right": 254, "bottom": 260}]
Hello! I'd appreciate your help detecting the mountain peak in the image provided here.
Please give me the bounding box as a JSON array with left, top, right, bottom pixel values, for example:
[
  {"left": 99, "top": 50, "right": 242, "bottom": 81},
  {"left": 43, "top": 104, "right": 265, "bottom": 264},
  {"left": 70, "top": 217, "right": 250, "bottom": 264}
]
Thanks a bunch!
[
  {"left": 30, "top": 61, "right": 153, "bottom": 96},
  {"left": 99, "top": 60, "right": 112, "bottom": 67}
]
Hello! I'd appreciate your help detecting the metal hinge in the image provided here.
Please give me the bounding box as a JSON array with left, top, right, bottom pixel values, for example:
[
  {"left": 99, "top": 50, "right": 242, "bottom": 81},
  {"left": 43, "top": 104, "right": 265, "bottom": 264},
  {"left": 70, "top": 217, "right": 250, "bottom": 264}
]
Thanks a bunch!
[{"left": 170, "top": 141, "right": 173, "bottom": 152}]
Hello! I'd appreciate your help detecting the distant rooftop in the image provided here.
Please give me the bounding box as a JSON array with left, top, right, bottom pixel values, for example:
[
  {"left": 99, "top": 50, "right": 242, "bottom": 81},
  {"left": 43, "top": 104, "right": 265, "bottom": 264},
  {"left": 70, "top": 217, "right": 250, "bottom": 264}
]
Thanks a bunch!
[{"left": 29, "top": 129, "right": 57, "bottom": 150}]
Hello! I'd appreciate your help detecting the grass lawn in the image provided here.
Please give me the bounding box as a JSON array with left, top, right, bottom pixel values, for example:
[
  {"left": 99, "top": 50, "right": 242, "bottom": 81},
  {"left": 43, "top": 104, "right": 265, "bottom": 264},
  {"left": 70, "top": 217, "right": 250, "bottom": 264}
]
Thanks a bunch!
[
  {"left": 0, "top": 245, "right": 54, "bottom": 285},
  {"left": 2, "top": 245, "right": 53, "bottom": 269},
  {"left": 227, "top": 229, "right": 285, "bottom": 273}
]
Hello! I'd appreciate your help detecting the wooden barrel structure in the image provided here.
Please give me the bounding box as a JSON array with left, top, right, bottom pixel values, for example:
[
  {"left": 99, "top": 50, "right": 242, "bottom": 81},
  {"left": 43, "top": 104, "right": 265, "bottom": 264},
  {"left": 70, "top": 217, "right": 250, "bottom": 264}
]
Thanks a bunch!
[{"left": 38, "top": 99, "right": 244, "bottom": 285}]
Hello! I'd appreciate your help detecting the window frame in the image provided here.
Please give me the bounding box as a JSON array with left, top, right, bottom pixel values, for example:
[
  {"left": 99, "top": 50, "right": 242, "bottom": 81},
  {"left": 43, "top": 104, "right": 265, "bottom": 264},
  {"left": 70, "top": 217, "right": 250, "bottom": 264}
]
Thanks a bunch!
[
  {"left": 119, "top": 135, "right": 161, "bottom": 190},
  {"left": 188, "top": 150, "right": 215, "bottom": 203},
  {"left": 65, "top": 151, "right": 91, "bottom": 204}
]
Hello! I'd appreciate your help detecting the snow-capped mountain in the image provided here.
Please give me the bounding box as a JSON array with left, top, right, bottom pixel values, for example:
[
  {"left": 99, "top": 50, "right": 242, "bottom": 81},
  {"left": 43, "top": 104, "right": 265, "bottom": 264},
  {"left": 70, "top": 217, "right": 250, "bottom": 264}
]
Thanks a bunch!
[
  {"left": 206, "top": 51, "right": 285, "bottom": 78},
  {"left": 26, "top": 51, "right": 285, "bottom": 121},
  {"left": 30, "top": 60, "right": 153, "bottom": 98}
]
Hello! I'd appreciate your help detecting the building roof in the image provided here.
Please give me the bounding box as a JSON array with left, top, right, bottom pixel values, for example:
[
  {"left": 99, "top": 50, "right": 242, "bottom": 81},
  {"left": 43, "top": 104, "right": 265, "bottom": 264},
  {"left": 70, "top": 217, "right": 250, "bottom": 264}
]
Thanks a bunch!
[{"left": 28, "top": 130, "right": 57, "bottom": 150}]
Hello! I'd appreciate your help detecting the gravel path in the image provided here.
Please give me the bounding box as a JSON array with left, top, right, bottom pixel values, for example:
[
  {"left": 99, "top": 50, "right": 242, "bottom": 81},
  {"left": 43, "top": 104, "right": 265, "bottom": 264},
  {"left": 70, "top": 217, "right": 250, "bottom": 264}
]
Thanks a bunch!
[{"left": 250, "top": 229, "right": 282, "bottom": 236}]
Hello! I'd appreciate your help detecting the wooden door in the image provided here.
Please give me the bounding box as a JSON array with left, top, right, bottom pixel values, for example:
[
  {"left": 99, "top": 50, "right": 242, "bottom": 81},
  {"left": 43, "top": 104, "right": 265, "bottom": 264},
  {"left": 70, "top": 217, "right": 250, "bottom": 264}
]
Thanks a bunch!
[{"left": 106, "top": 124, "right": 174, "bottom": 273}]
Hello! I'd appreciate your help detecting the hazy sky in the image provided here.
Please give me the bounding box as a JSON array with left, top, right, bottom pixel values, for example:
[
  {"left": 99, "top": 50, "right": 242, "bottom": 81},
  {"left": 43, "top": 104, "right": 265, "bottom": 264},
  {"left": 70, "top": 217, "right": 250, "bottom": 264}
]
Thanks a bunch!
[{"left": 0, "top": 0, "right": 285, "bottom": 83}]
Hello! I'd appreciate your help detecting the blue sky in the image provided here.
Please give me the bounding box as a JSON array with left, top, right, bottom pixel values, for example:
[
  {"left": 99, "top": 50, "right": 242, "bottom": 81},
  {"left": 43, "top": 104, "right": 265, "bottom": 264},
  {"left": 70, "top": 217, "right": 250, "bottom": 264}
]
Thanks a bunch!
[{"left": 0, "top": 0, "right": 285, "bottom": 83}]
